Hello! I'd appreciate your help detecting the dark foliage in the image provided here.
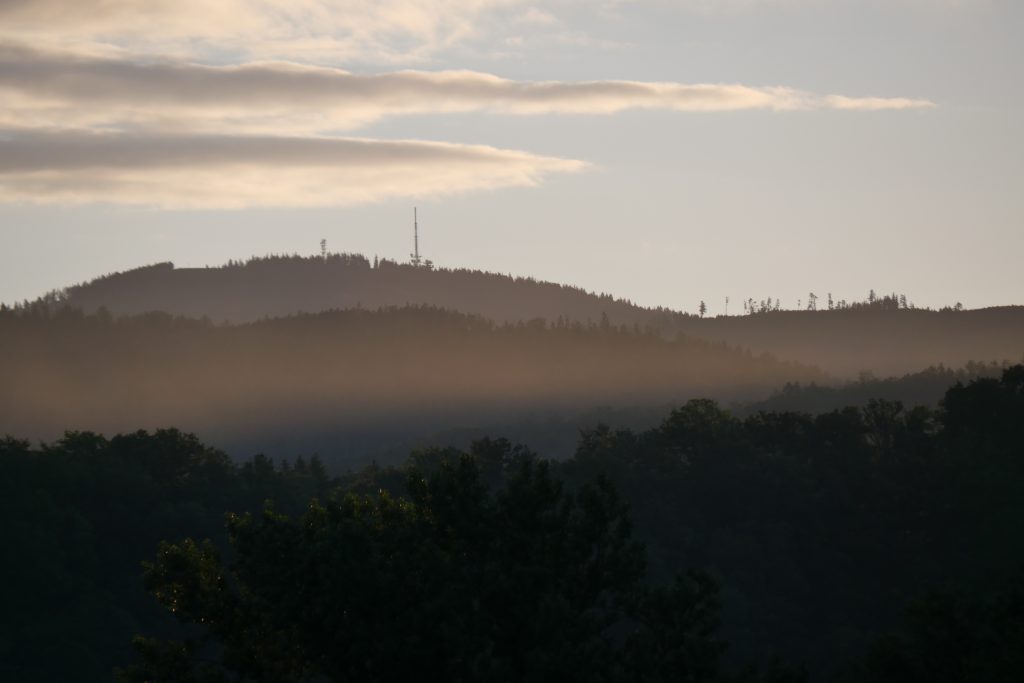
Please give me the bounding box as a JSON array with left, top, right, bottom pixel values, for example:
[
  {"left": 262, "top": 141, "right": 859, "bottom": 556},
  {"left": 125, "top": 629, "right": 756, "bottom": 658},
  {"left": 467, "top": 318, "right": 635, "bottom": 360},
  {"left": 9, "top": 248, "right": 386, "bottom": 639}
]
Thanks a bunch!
[
  {"left": 120, "top": 452, "right": 732, "bottom": 682},
  {"left": 743, "top": 361, "right": 1009, "bottom": 415},
  {"left": 2, "top": 368, "right": 1023, "bottom": 681},
  {"left": 849, "top": 576, "right": 1024, "bottom": 683},
  {"left": 553, "top": 367, "right": 1024, "bottom": 675},
  {"left": 0, "top": 430, "right": 330, "bottom": 683}
]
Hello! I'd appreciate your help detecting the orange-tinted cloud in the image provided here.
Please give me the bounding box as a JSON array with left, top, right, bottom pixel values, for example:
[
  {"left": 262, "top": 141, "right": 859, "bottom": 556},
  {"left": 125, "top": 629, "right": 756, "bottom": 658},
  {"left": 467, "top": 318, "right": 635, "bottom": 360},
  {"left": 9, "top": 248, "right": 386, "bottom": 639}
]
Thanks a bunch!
[
  {"left": 0, "top": 43, "right": 935, "bottom": 135},
  {"left": 0, "top": 129, "right": 587, "bottom": 208}
]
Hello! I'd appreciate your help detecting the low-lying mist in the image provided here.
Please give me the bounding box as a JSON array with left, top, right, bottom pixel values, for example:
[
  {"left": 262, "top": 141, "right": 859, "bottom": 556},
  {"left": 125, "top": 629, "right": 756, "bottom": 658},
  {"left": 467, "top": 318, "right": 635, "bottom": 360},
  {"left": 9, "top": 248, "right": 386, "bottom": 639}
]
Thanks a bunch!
[{"left": 0, "top": 305, "right": 817, "bottom": 465}]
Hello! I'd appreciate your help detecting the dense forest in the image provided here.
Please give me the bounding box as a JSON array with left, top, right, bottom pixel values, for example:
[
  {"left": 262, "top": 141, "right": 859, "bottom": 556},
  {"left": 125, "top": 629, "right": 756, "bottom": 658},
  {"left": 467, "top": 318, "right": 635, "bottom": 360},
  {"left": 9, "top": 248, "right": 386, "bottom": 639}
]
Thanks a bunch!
[
  {"left": 3, "top": 369, "right": 1022, "bottom": 682},
  {"left": 0, "top": 303, "right": 815, "bottom": 463},
  {"left": 369, "top": 361, "right": 1014, "bottom": 462},
  {"left": 743, "top": 361, "right": 1012, "bottom": 415},
  {"left": 42, "top": 255, "right": 1024, "bottom": 377}
]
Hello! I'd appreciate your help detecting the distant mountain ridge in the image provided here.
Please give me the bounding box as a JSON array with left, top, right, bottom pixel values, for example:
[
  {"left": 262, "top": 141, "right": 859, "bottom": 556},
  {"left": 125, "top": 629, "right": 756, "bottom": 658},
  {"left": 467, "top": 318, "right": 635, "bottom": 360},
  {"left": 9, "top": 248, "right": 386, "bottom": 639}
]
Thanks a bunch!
[
  {"left": 59, "top": 254, "right": 664, "bottom": 328},
  {"left": 0, "top": 304, "right": 814, "bottom": 462},
  {"left": 52, "top": 254, "right": 1024, "bottom": 377}
]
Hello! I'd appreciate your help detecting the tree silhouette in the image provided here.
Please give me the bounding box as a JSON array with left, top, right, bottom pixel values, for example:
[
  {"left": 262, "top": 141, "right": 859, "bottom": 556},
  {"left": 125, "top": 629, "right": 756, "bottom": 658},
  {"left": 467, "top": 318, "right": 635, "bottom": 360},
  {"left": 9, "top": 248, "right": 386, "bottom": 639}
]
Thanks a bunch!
[
  {"left": 3, "top": 369, "right": 1024, "bottom": 681},
  {"left": 855, "top": 577, "right": 1024, "bottom": 683},
  {"left": 120, "top": 446, "right": 729, "bottom": 683}
]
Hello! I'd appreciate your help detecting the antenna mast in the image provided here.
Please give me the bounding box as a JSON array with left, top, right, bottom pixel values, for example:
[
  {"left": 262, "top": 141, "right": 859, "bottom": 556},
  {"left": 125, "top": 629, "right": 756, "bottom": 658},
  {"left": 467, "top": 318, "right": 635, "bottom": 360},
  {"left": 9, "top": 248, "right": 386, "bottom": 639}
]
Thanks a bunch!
[
  {"left": 320, "top": 238, "right": 327, "bottom": 260},
  {"left": 410, "top": 207, "right": 422, "bottom": 266}
]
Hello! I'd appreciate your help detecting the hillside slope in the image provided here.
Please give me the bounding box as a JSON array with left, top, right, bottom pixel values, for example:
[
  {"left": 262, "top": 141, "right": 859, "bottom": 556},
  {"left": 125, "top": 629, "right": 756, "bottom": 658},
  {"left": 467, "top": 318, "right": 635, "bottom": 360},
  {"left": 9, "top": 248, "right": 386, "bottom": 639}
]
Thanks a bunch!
[
  {"left": 55, "top": 255, "right": 1024, "bottom": 377},
  {"left": 681, "top": 307, "right": 1024, "bottom": 377},
  {"left": 60, "top": 254, "right": 662, "bottom": 327},
  {"left": 0, "top": 305, "right": 815, "bottom": 463}
]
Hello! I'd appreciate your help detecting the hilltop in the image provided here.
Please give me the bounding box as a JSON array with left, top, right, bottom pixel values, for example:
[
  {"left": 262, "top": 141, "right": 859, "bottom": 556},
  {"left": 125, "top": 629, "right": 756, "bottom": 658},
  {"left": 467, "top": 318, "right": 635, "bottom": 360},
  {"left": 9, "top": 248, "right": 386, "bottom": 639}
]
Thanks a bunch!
[
  {"left": 58, "top": 254, "right": 665, "bottom": 328},
  {"left": 51, "top": 254, "right": 1024, "bottom": 377}
]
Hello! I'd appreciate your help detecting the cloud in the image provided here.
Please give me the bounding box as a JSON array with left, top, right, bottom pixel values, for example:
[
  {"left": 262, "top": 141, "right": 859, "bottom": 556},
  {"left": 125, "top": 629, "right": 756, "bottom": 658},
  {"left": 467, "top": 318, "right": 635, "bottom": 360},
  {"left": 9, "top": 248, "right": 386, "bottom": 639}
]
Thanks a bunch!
[
  {"left": 0, "top": 0, "right": 989, "bottom": 65},
  {"left": 0, "top": 43, "right": 935, "bottom": 135},
  {"left": 823, "top": 95, "right": 936, "bottom": 111},
  {"left": 516, "top": 7, "right": 560, "bottom": 24},
  {"left": 0, "top": 130, "right": 587, "bottom": 208},
  {"left": 0, "top": 0, "right": 527, "bottom": 64},
  {"left": 0, "top": 3, "right": 937, "bottom": 211},
  {"left": 606, "top": 0, "right": 991, "bottom": 8}
]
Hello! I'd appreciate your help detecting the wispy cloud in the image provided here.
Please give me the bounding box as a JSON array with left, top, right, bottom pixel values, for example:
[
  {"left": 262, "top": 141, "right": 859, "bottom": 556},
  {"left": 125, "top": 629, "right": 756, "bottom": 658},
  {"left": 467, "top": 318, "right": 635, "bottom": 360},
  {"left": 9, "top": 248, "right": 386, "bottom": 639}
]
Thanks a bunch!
[
  {"left": 0, "top": 44, "right": 935, "bottom": 135},
  {"left": 823, "top": 95, "right": 935, "bottom": 111},
  {"left": 0, "top": 130, "right": 586, "bottom": 208},
  {"left": 0, "top": 2, "right": 937, "bottom": 210},
  {"left": 0, "top": 0, "right": 984, "bottom": 65},
  {"left": 606, "top": 0, "right": 991, "bottom": 10},
  {"left": 0, "top": 0, "right": 529, "bottom": 64}
]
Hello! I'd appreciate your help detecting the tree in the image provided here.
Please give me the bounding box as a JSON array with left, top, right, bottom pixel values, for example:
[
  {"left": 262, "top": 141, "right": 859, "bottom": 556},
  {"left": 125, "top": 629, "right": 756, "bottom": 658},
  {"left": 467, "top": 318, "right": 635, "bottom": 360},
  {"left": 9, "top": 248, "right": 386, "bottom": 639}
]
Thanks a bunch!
[
  {"left": 854, "top": 577, "right": 1024, "bottom": 683},
  {"left": 699, "top": 300, "right": 707, "bottom": 318},
  {"left": 121, "top": 447, "right": 728, "bottom": 682}
]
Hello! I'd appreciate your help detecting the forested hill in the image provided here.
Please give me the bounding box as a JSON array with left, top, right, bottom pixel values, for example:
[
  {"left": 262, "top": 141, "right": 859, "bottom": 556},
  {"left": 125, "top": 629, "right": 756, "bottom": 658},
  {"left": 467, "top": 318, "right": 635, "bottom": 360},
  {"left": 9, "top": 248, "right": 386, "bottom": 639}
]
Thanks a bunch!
[
  {"left": 51, "top": 254, "right": 1024, "bottom": 377},
  {"left": 684, "top": 307, "right": 1024, "bottom": 377},
  {"left": 59, "top": 254, "right": 664, "bottom": 328},
  {"left": 0, "top": 305, "right": 816, "bottom": 463}
]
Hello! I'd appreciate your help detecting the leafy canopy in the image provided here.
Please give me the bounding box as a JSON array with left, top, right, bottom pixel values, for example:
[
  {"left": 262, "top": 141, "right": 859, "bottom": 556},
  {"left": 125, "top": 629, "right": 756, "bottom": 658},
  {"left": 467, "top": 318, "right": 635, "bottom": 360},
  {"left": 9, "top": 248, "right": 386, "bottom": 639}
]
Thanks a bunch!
[{"left": 121, "top": 444, "right": 729, "bottom": 683}]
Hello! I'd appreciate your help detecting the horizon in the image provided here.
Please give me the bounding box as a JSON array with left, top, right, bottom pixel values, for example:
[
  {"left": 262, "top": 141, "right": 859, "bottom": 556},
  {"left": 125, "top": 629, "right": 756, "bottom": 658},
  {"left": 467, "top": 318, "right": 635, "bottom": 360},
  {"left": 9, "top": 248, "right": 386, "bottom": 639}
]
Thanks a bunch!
[
  {"left": 13, "top": 248, "right": 1008, "bottom": 316},
  {"left": 1, "top": 1, "right": 1022, "bottom": 312}
]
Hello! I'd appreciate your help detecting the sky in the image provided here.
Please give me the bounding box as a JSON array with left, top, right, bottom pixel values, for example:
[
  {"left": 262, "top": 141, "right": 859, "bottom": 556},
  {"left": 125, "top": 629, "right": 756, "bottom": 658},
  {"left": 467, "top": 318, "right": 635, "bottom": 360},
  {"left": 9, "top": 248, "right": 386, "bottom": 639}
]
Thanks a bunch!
[{"left": 1, "top": 0, "right": 1021, "bottom": 313}]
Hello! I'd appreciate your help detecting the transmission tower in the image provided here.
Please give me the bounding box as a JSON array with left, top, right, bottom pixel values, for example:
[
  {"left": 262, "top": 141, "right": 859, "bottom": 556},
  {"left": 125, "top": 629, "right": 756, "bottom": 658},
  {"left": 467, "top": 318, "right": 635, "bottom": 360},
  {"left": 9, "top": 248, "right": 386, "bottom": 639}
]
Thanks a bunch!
[{"left": 410, "top": 207, "right": 423, "bottom": 267}]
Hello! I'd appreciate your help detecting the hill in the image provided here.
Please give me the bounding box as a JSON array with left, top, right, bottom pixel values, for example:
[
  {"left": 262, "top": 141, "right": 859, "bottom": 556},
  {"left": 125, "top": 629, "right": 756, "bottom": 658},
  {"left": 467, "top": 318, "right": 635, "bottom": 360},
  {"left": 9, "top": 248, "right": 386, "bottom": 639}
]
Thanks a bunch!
[
  {"left": 51, "top": 255, "right": 1024, "bottom": 377},
  {"left": 681, "top": 306, "right": 1024, "bottom": 377},
  {"left": 57, "top": 254, "right": 665, "bottom": 328},
  {"left": 0, "top": 304, "right": 816, "bottom": 465}
]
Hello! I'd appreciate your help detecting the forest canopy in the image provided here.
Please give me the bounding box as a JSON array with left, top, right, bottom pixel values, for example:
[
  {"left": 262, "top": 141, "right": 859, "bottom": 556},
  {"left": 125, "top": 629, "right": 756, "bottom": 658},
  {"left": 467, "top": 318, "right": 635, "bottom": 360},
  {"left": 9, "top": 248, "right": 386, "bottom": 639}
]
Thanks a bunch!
[{"left": 2, "top": 368, "right": 1023, "bottom": 681}]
